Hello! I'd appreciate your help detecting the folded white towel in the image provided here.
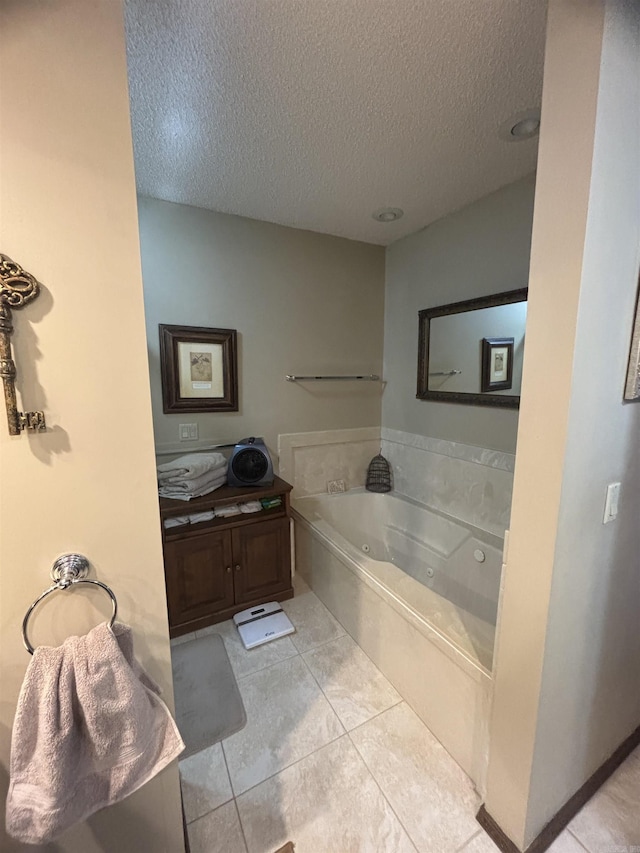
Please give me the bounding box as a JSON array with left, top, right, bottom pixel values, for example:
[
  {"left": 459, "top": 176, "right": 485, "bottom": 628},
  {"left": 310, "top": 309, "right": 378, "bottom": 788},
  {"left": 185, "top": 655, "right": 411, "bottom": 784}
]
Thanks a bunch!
[
  {"left": 214, "top": 504, "right": 241, "bottom": 517},
  {"left": 163, "top": 516, "right": 189, "bottom": 529},
  {"left": 159, "top": 485, "right": 224, "bottom": 501},
  {"left": 158, "top": 460, "right": 227, "bottom": 488},
  {"left": 6, "top": 622, "right": 184, "bottom": 844},
  {"left": 159, "top": 471, "right": 227, "bottom": 501},
  {"left": 188, "top": 511, "right": 215, "bottom": 524},
  {"left": 157, "top": 452, "right": 227, "bottom": 482},
  {"left": 159, "top": 468, "right": 227, "bottom": 494},
  {"left": 239, "top": 501, "right": 262, "bottom": 514}
]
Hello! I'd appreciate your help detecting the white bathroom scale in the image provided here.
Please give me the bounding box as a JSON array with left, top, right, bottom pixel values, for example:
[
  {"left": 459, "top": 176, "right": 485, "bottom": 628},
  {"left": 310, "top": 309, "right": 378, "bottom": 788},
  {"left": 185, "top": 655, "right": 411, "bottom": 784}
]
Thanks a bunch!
[{"left": 233, "top": 601, "right": 295, "bottom": 650}]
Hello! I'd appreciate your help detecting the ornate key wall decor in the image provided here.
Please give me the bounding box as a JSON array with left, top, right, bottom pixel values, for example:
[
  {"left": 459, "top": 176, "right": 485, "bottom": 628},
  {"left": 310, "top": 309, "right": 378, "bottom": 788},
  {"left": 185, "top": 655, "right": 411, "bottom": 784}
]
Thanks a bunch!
[{"left": 0, "top": 253, "right": 46, "bottom": 435}]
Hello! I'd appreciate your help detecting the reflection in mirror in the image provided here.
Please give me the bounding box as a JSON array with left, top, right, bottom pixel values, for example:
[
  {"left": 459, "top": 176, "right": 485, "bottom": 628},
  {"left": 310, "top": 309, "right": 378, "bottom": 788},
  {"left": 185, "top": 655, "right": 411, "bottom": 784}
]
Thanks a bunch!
[
  {"left": 417, "top": 288, "right": 528, "bottom": 408},
  {"left": 428, "top": 302, "right": 527, "bottom": 394}
]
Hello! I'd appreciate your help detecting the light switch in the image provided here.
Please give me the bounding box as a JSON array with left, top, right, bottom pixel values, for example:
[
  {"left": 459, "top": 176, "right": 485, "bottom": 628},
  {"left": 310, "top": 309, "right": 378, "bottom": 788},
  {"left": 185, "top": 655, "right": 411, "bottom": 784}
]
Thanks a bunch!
[
  {"left": 179, "top": 423, "right": 198, "bottom": 441},
  {"left": 603, "top": 482, "right": 621, "bottom": 524}
]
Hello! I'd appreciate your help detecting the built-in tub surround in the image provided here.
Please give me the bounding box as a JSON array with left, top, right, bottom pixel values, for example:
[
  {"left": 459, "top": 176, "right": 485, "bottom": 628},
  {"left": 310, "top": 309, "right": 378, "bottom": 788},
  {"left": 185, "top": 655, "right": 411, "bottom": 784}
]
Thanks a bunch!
[
  {"left": 381, "top": 428, "right": 515, "bottom": 538},
  {"left": 293, "top": 489, "right": 499, "bottom": 789},
  {"left": 279, "top": 427, "right": 515, "bottom": 541},
  {"left": 278, "top": 427, "right": 381, "bottom": 496},
  {"left": 295, "top": 491, "right": 501, "bottom": 668}
]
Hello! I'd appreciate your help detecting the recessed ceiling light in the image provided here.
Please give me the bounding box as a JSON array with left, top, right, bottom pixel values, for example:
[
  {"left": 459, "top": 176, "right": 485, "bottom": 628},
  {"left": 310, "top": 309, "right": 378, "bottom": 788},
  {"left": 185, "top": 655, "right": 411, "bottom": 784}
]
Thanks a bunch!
[
  {"left": 372, "top": 207, "right": 404, "bottom": 223},
  {"left": 499, "top": 110, "right": 541, "bottom": 142},
  {"left": 511, "top": 117, "right": 540, "bottom": 138}
]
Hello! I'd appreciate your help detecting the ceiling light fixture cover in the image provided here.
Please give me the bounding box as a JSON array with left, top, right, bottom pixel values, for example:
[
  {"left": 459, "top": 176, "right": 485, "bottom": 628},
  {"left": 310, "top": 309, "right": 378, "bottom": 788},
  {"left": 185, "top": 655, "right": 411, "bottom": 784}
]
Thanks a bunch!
[
  {"left": 511, "top": 117, "right": 540, "bottom": 138},
  {"left": 499, "top": 109, "right": 541, "bottom": 142},
  {"left": 372, "top": 207, "right": 404, "bottom": 222}
]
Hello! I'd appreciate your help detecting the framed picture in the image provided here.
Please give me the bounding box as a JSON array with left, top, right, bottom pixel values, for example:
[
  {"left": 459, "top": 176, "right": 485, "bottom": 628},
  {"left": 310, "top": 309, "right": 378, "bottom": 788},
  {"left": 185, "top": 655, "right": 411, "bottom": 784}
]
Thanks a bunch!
[
  {"left": 481, "top": 337, "right": 514, "bottom": 392},
  {"left": 624, "top": 274, "right": 640, "bottom": 401},
  {"left": 159, "top": 324, "right": 238, "bottom": 413}
]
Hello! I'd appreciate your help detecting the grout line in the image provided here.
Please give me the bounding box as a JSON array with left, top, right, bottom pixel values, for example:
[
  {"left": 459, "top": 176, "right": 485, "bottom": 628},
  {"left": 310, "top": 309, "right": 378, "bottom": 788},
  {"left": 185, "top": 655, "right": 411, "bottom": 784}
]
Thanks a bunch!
[
  {"left": 220, "top": 737, "right": 237, "bottom": 802},
  {"left": 295, "top": 624, "right": 405, "bottom": 735},
  {"left": 344, "top": 697, "right": 405, "bottom": 735},
  {"left": 232, "top": 731, "right": 350, "bottom": 801},
  {"left": 185, "top": 797, "right": 237, "bottom": 834},
  {"left": 225, "top": 623, "right": 405, "bottom": 802},
  {"left": 235, "top": 647, "right": 302, "bottom": 683},
  {"left": 229, "top": 645, "right": 404, "bottom": 802},
  {"left": 453, "top": 829, "right": 482, "bottom": 852},
  {"left": 185, "top": 586, "right": 476, "bottom": 847},
  {"left": 348, "top": 703, "right": 480, "bottom": 853},
  {"left": 170, "top": 631, "right": 198, "bottom": 648},
  {"left": 184, "top": 791, "right": 235, "bottom": 828},
  {"left": 293, "top": 585, "right": 399, "bottom": 692},
  {"left": 177, "top": 681, "right": 239, "bottom": 828},
  {"left": 378, "top": 683, "right": 475, "bottom": 783},
  {"left": 566, "top": 828, "right": 591, "bottom": 852},
  {"left": 228, "top": 593, "right": 352, "bottom": 680},
  {"left": 285, "top": 585, "right": 347, "bottom": 622},
  {"left": 219, "top": 642, "right": 351, "bottom": 799},
  {"left": 290, "top": 627, "right": 348, "bottom": 657},
  {"left": 346, "top": 727, "right": 419, "bottom": 853},
  {"left": 292, "top": 594, "right": 405, "bottom": 732},
  {"left": 220, "top": 739, "right": 242, "bottom": 801},
  {"left": 232, "top": 797, "right": 250, "bottom": 853},
  {"left": 221, "top": 638, "right": 350, "bottom": 796},
  {"left": 179, "top": 629, "right": 301, "bottom": 685},
  {"left": 297, "top": 650, "right": 347, "bottom": 736},
  {"left": 316, "top": 629, "right": 403, "bottom": 704}
]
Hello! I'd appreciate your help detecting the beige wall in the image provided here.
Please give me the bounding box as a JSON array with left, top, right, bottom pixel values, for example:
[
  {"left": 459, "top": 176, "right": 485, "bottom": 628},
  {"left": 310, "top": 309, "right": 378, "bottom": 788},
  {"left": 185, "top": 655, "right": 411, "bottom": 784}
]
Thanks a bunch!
[
  {"left": 138, "top": 198, "right": 385, "bottom": 462},
  {"left": 485, "top": 0, "right": 640, "bottom": 847},
  {"left": 0, "top": 2, "right": 183, "bottom": 851},
  {"left": 383, "top": 174, "right": 536, "bottom": 453}
]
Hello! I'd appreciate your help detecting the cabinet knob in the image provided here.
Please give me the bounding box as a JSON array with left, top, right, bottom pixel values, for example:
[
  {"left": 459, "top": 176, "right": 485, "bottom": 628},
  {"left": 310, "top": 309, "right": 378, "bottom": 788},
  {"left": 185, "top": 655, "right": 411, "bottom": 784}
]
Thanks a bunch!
[
  {"left": 234, "top": 564, "right": 241, "bottom": 572},
  {"left": 226, "top": 566, "right": 231, "bottom": 573}
]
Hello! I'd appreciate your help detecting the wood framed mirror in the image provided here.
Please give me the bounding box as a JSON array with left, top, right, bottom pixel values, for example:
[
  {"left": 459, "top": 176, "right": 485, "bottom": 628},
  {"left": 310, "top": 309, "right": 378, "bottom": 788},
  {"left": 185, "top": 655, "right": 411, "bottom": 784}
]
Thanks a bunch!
[{"left": 417, "top": 287, "right": 528, "bottom": 409}]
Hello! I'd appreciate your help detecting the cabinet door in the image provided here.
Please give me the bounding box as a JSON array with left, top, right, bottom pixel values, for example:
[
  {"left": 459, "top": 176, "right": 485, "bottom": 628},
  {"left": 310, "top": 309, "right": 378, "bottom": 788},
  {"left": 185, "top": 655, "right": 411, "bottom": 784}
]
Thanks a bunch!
[
  {"left": 232, "top": 517, "right": 291, "bottom": 605},
  {"left": 164, "top": 530, "right": 234, "bottom": 628}
]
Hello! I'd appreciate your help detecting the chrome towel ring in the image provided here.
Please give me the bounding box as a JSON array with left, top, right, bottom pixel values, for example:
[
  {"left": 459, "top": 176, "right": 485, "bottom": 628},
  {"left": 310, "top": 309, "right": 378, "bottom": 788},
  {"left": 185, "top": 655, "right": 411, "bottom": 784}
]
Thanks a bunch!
[{"left": 22, "top": 554, "right": 118, "bottom": 655}]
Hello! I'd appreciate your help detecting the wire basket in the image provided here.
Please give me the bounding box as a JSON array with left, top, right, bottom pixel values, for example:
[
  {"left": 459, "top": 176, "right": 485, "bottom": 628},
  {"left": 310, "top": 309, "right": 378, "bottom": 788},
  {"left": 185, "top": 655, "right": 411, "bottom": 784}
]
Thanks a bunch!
[{"left": 365, "top": 453, "right": 392, "bottom": 493}]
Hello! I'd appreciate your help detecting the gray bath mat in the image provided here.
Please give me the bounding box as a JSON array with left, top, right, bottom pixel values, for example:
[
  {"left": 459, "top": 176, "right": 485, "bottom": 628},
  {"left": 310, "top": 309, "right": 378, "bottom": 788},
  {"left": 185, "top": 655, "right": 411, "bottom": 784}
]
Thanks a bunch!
[{"left": 171, "top": 633, "right": 246, "bottom": 757}]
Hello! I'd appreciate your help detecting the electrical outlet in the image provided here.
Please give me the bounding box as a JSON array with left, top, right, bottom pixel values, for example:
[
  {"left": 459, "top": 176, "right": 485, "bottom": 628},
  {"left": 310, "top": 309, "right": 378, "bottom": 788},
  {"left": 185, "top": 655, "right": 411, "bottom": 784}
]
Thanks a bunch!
[
  {"left": 179, "top": 423, "right": 198, "bottom": 441},
  {"left": 327, "top": 479, "right": 346, "bottom": 494}
]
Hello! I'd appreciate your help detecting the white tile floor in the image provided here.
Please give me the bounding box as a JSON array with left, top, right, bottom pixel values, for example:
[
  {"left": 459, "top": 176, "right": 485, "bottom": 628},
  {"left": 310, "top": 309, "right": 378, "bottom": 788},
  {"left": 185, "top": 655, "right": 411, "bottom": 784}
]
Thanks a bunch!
[{"left": 171, "top": 576, "right": 640, "bottom": 853}]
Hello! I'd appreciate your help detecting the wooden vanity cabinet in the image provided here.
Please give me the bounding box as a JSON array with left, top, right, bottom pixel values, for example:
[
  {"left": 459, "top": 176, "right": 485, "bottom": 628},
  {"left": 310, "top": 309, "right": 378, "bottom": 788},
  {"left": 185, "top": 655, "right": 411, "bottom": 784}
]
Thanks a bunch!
[
  {"left": 231, "top": 516, "right": 292, "bottom": 605},
  {"left": 160, "top": 477, "right": 293, "bottom": 638},
  {"left": 163, "top": 530, "right": 235, "bottom": 629}
]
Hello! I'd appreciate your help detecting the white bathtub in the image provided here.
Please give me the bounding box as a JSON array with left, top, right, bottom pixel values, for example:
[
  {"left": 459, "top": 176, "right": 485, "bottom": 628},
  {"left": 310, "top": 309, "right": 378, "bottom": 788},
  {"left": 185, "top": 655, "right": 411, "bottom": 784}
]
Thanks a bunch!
[{"left": 292, "top": 489, "right": 503, "bottom": 788}]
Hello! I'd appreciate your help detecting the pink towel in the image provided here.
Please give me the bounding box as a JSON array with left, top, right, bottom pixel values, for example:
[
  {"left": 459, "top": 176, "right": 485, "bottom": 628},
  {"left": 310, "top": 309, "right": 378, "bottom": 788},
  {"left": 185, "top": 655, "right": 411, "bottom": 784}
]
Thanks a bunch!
[{"left": 6, "top": 622, "right": 184, "bottom": 844}]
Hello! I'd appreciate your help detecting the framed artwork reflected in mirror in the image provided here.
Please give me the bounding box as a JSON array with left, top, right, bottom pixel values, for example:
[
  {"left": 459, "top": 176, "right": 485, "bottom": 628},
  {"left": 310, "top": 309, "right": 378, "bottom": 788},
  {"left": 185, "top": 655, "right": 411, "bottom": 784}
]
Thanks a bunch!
[{"left": 481, "top": 337, "right": 514, "bottom": 392}]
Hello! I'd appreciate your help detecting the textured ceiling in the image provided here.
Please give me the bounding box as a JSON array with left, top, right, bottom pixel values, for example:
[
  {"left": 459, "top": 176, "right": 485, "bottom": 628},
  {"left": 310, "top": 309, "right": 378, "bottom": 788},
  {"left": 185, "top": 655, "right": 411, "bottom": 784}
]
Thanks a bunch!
[{"left": 125, "top": 0, "right": 547, "bottom": 246}]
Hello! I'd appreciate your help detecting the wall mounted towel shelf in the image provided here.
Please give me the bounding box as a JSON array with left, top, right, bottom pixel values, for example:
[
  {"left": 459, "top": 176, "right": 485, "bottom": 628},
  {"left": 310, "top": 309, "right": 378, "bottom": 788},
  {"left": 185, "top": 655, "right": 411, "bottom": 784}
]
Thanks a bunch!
[
  {"left": 22, "top": 554, "right": 118, "bottom": 654},
  {"left": 428, "top": 370, "right": 462, "bottom": 376},
  {"left": 285, "top": 374, "right": 380, "bottom": 382}
]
